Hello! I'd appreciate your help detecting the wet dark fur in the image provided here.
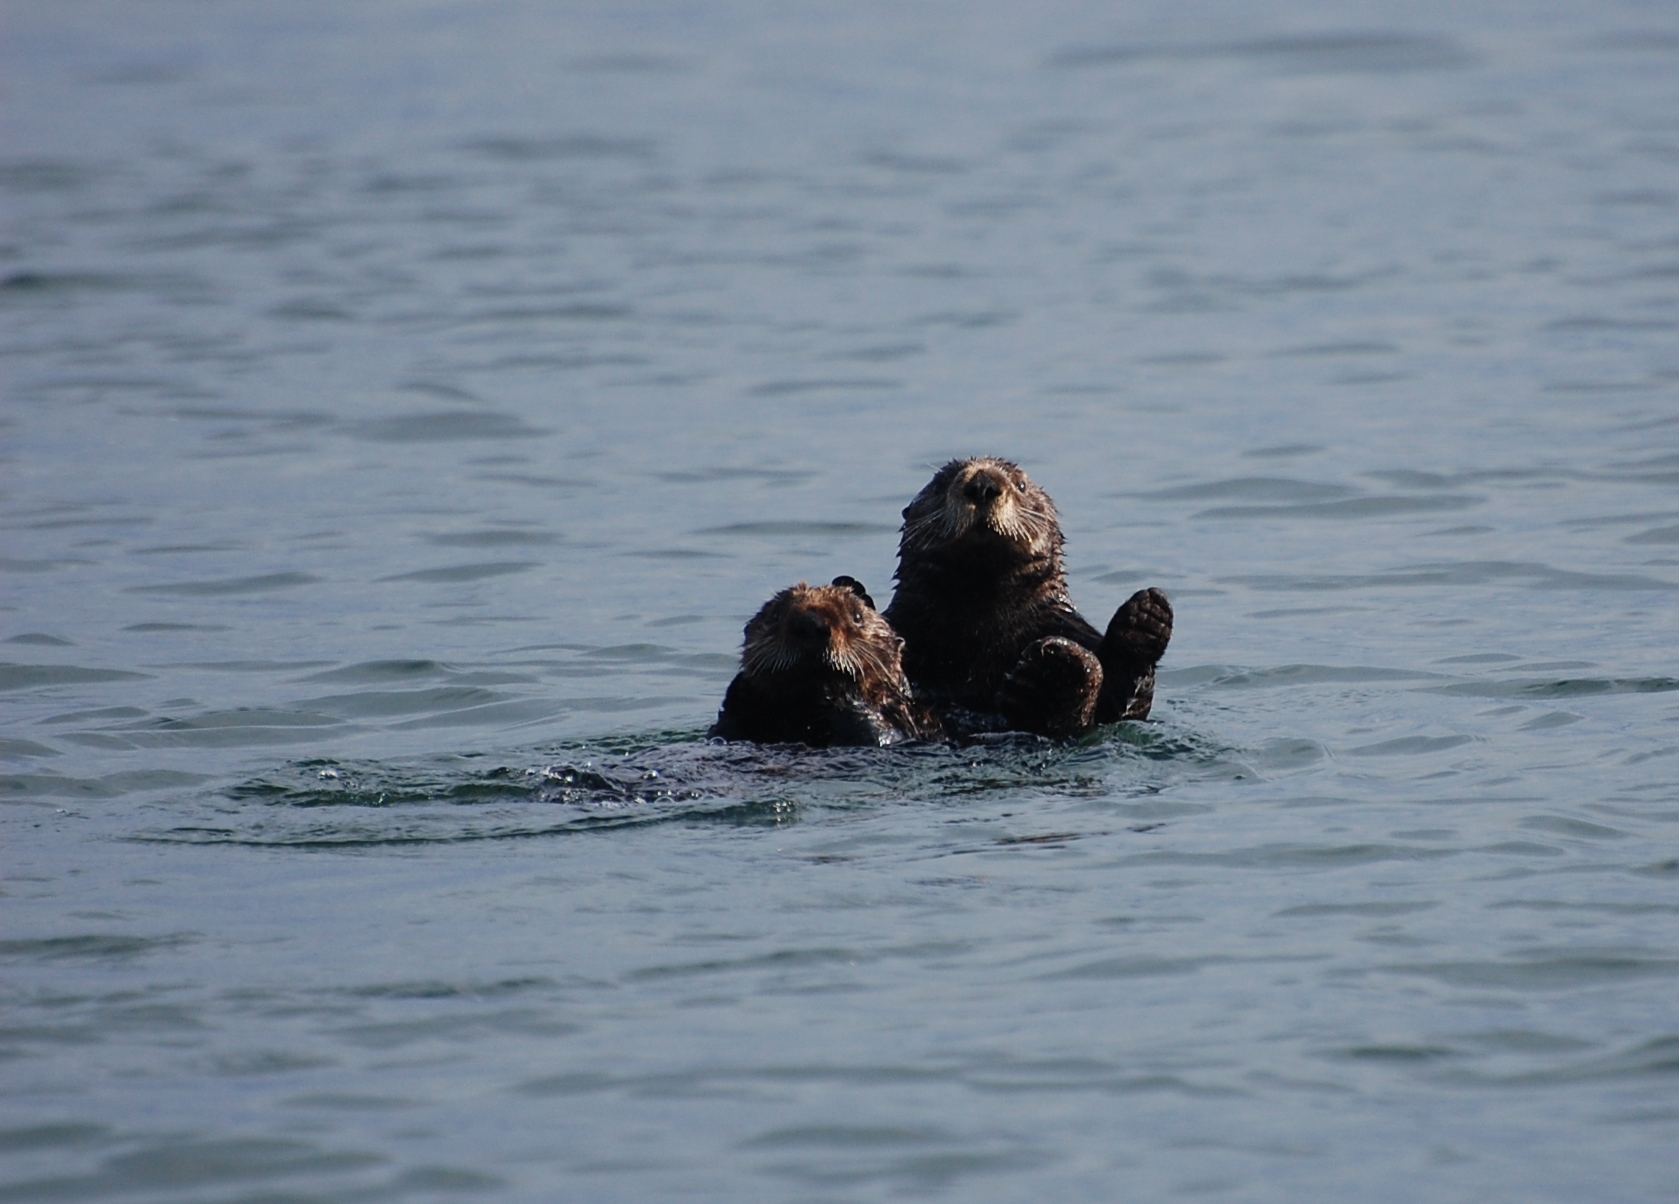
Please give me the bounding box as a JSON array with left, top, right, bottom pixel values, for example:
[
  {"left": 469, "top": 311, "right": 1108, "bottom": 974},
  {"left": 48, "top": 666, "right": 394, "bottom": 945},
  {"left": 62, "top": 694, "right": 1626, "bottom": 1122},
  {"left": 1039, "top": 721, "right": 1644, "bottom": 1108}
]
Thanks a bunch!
[
  {"left": 709, "top": 577, "right": 941, "bottom": 746},
  {"left": 884, "top": 457, "right": 1172, "bottom": 739}
]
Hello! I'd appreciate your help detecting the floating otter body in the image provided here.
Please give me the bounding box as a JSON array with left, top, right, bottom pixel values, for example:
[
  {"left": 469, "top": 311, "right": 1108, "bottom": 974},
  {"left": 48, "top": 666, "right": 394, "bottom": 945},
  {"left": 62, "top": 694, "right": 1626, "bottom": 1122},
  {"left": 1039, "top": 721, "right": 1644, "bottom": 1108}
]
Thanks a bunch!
[
  {"left": 884, "top": 457, "right": 1172, "bottom": 739},
  {"left": 709, "top": 577, "right": 941, "bottom": 747}
]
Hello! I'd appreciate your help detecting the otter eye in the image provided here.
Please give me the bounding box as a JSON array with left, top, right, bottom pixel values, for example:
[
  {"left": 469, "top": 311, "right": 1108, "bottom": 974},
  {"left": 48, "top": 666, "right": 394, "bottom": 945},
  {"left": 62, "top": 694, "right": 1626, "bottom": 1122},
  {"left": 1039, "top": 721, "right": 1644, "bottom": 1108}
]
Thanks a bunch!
[{"left": 851, "top": 606, "right": 865, "bottom": 624}]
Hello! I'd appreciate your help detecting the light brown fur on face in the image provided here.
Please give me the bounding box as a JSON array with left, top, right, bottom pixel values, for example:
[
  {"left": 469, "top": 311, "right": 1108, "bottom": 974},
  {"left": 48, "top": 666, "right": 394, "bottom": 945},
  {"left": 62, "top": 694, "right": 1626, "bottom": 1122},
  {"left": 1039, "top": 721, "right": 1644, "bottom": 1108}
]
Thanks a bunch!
[
  {"left": 740, "top": 581, "right": 908, "bottom": 706},
  {"left": 897, "top": 457, "right": 1063, "bottom": 566},
  {"left": 711, "top": 578, "right": 940, "bottom": 746}
]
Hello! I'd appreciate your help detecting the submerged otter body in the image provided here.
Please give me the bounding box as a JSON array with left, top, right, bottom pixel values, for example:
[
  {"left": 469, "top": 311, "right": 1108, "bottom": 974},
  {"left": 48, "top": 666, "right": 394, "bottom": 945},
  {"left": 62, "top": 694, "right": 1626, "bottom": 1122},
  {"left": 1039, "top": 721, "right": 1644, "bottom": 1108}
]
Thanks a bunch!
[
  {"left": 884, "top": 457, "right": 1172, "bottom": 739},
  {"left": 710, "top": 577, "right": 940, "bottom": 747}
]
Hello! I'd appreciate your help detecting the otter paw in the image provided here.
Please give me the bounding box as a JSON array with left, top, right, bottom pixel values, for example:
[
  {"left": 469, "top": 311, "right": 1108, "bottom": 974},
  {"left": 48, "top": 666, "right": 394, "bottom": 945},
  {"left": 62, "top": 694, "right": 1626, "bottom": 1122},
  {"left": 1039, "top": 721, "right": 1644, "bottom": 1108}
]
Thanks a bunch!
[
  {"left": 1101, "top": 587, "right": 1172, "bottom": 669},
  {"left": 998, "top": 636, "right": 1103, "bottom": 739}
]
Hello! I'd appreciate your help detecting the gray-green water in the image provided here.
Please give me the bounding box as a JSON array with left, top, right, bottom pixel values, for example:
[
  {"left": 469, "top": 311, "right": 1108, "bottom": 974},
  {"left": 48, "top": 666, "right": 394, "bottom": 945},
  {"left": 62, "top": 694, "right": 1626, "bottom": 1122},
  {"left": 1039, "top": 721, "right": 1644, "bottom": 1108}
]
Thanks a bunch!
[{"left": 4, "top": 1, "right": 1679, "bottom": 1199}]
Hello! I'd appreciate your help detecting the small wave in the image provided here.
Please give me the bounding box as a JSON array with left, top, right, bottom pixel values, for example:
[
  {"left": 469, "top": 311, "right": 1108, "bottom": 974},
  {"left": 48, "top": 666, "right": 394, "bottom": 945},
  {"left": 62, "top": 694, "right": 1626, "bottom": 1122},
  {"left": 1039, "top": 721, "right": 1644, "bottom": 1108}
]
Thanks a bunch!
[
  {"left": 0, "top": 1136, "right": 391, "bottom": 1202},
  {"left": 1462, "top": 1036, "right": 1679, "bottom": 1087},
  {"left": 422, "top": 529, "right": 561, "bottom": 548},
  {"left": 460, "top": 135, "right": 656, "bottom": 162},
  {"left": 1174, "top": 663, "right": 1440, "bottom": 689},
  {"left": 1275, "top": 901, "right": 1436, "bottom": 918},
  {"left": 375, "top": 561, "right": 538, "bottom": 585},
  {"left": 693, "top": 521, "right": 897, "bottom": 536},
  {"left": 294, "top": 659, "right": 458, "bottom": 684},
  {"left": 1230, "top": 561, "right": 1676, "bottom": 592},
  {"left": 1137, "top": 477, "right": 1355, "bottom": 503},
  {"left": 124, "top": 572, "right": 320, "bottom": 597},
  {"left": 1430, "top": 676, "right": 1679, "bottom": 699},
  {"left": 0, "top": 933, "right": 198, "bottom": 961},
  {"left": 136, "top": 725, "right": 1227, "bottom": 847},
  {"left": 0, "top": 662, "right": 150, "bottom": 691},
  {"left": 744, "top": 378, "right": 903, "bottom": 397},
  {"left": 1048, "top": 32, "right": 1475, "bottom": 74},
  {"left": 1193, "top": 494, "right": 1480, "bottom": 521},
  {"left": 92, "top": 708, "right": 351, "bottom": 750},
  {"left": 345, "top": 410, "right": 546, "bottom": 443},
  {"left": 1347, "top": 734, "right": 1474, "bottom": 757},
  {"left": 1385, "top": 954, "right": 1679, "bottom": 990},
  {"left": 1, "top": 769, "right": 210, "bottom": 799},
  {"left": 0, "top": 159, "right": 102, "bottom": 192}
]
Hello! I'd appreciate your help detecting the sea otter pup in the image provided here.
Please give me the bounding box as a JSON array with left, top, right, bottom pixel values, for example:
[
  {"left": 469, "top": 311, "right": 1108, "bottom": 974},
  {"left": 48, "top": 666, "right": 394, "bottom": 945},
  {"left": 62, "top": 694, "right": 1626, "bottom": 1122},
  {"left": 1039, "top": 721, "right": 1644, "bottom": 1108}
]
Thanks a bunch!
[
  {"left": 884, "top": 457, "right": 1172, "bottom": 739},
  {"left": 709, "top": 577, "right": 941, "bottom": 747}
]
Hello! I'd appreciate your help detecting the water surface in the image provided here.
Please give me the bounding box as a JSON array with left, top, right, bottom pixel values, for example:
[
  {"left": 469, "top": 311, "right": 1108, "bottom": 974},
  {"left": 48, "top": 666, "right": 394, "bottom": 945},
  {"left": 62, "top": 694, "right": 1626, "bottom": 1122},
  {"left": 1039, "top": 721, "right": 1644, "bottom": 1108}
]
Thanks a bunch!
[{"left": 4, "top": 1, "right": 1679, "bottom": 1199}]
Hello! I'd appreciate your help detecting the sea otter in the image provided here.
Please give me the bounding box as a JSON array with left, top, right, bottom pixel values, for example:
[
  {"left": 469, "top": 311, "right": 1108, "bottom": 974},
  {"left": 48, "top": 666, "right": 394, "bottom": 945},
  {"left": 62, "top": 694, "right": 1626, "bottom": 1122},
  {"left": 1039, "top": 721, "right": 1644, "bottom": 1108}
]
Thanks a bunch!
[
  {"left": 884, "top": 457, "right": 1172, "bottom": 739},
  {"left": 709, "top": 576, "right": 941, "bottom": 746}
]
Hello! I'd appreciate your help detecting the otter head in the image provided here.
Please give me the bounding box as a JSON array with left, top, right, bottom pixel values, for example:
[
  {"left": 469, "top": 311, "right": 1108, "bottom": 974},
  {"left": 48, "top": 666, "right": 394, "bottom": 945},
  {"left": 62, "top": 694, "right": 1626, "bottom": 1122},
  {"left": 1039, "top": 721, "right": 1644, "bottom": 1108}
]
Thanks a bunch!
[
  {"left": 740, "top": 577, "right": 905, "bottom": 686},
  {"left": 898, "top": 457, "right": 1062, "bottom": 565}
]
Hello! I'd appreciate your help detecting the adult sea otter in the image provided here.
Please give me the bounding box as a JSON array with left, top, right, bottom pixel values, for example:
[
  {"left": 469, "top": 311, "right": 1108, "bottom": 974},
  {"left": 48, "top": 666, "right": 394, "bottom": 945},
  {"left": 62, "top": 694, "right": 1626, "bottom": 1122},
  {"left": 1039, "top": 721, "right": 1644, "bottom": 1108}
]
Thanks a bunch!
[{"left": 884, "top": 457, "right": 1172, "bottom": 739}]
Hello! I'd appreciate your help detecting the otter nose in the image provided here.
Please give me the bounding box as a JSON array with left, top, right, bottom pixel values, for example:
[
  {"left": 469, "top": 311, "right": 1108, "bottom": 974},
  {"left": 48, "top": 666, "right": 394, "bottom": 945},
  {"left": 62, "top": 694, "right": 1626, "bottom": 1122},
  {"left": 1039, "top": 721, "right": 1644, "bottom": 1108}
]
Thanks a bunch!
[
  {"left": 788, "top": 609, "right": 830, "bottom": 644},
  {"left": 962, "top": 472, "right": 1003, "bottom": 505}
]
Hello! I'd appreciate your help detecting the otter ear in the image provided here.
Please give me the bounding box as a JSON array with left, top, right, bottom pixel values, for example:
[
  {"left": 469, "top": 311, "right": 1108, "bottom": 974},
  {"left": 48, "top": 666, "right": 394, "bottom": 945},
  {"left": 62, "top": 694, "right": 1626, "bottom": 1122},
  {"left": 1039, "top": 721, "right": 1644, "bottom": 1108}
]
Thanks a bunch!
[{"left": 830, "top": 575, "right": 875, "bottom": 610}]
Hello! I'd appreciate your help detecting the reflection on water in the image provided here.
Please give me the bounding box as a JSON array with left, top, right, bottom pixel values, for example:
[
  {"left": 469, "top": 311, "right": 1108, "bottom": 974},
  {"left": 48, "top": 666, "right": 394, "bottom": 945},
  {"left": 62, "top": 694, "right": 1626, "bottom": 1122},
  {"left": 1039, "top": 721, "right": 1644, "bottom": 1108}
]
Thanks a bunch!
[{"left": 4, "top": 0, "right": 1679, "bottom": 1199}]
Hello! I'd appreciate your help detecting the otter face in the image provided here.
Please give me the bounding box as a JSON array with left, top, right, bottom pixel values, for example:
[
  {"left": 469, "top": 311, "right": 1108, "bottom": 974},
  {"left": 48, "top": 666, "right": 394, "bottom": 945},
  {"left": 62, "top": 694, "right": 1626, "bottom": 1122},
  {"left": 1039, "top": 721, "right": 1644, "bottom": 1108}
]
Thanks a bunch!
[
  {"left": 899, "top": 457, "right": 1060, "bottom": 561},
  {"left": 740, "top": 580, "right": 905, "bottom": 684}
]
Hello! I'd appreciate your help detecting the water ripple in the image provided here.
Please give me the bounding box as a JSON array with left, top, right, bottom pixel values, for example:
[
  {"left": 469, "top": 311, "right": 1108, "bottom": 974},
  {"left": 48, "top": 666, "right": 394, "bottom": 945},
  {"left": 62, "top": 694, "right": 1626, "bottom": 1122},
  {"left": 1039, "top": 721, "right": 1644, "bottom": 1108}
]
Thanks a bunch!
[
  {"left": 5, "top": 3, "right": 1679, "bottom": 1196},
  {"left": 1049, "top": 32, "right": 1477, "bottom": 73},
  {"left": 1231, "top": 561, "right": 1677, "bottom": 592}
]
